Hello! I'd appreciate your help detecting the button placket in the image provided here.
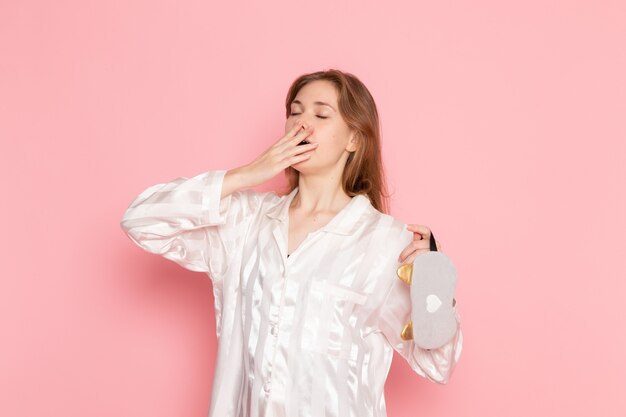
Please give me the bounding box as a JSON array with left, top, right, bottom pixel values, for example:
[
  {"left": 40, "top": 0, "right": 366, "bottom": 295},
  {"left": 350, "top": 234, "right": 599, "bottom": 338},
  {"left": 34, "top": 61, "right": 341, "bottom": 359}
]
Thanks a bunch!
[
  {"left": 262, "top": 268, "right": 290, "bottom": 402},
  {"left": 263, "top": 267, "right": 299, "bottom": 406}
]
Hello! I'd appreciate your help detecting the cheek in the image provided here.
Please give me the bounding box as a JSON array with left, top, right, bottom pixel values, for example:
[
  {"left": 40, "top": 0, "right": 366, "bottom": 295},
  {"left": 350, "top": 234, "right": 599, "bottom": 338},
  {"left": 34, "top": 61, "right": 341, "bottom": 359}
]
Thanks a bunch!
[
  {"left": 317, "top": 124, "right": 341, "bottom": 142},
  {"left": 322, "top": 125, "right": 350, "bottom": 149},
  {"left": 317, "top": 136, "right": 348, "bottom": 161}
]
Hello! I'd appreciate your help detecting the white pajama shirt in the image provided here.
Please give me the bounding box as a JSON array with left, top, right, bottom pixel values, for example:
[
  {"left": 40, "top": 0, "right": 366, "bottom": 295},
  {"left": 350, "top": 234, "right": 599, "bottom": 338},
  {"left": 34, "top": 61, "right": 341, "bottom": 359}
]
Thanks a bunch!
[{"left": 120, "top": 169, "right": 463, "bottom": 417}]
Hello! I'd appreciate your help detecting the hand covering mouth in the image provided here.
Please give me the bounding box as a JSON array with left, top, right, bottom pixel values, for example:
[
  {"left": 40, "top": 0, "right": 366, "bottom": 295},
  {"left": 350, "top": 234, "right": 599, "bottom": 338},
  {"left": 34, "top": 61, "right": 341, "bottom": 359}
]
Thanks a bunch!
[{"left": 297, "top": 138, "right": 312, "bottom": 146}]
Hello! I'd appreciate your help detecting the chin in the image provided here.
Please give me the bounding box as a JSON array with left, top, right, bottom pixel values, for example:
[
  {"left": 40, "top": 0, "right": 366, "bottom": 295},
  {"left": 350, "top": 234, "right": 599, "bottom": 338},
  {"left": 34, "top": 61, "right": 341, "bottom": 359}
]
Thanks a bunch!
[
  {"left": 291, "top": 160, "right": 315, "bottom": 173},
  {"left": 291, "top": 161, "right": 307, "bottom": 170}
]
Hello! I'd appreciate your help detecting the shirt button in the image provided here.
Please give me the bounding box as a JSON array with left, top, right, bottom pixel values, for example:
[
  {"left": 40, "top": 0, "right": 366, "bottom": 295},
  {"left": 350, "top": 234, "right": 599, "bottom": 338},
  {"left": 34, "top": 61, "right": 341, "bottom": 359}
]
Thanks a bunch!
[
  {"left": 270, "top": 324, "right": 278, "bottom": 336},
  {"left": 264, "top": 381, "right": 272, "bottom": 393}
]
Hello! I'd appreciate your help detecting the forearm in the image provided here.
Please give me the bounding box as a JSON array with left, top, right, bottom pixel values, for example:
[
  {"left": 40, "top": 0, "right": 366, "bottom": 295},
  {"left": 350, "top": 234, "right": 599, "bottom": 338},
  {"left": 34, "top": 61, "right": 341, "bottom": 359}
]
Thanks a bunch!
[{"left": 222, "top": 166, "right": 257, "bottom": 199}]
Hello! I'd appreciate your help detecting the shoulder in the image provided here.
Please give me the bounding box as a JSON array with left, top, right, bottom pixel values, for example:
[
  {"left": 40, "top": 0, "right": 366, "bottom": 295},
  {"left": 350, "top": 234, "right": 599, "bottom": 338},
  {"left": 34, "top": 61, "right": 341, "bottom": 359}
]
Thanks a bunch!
[
  {"left": 357, "top": 205, "right": 415, "bottom": 291},
  {"left": 361, "top": 202, "right": 412, "bottom": 237},
  {"left": 360, "top": 204, "right": 414, "bottom": 255}
]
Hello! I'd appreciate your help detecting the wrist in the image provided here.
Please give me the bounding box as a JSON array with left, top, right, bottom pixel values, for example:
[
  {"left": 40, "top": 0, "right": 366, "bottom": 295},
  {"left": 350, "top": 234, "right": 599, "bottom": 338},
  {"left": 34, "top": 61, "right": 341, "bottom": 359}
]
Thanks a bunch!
[
  {"left": 233, "top": 165, "right": 260, "bottom": 189},
  {"left": 223, "top": 166, "right": 253, "bottom": 197}
]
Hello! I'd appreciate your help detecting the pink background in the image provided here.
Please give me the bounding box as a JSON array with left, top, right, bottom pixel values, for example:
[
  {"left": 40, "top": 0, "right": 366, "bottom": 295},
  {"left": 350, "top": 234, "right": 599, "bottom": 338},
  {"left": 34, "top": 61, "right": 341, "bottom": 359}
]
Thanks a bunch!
[{"left": 2, "top": 1, "right": 625, "bottom": 416}]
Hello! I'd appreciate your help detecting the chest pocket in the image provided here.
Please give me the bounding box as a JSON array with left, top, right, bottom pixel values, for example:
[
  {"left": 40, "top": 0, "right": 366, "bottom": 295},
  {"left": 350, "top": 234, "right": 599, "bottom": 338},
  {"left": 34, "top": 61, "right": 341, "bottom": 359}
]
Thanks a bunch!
[{"left": 300, "top": 279, "right": 368, "bottom": 362}]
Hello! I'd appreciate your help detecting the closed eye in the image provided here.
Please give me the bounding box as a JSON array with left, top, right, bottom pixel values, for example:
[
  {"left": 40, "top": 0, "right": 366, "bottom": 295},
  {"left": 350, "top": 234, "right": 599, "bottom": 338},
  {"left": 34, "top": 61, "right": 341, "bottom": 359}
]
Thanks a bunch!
[{"left": 290, "top": 112, "right": 328, "bottom": 119}]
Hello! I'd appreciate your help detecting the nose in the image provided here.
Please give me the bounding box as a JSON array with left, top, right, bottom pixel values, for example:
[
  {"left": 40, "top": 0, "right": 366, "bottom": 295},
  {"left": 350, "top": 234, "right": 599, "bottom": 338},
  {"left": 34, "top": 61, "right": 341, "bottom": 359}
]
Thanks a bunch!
[
  {"left": 288, "top": 115, "right": 315, "bottom": 133},
  {"left": 289, "top": 120, "right": 307, "bottom": 133},
  {"left": 297, "top": 117, "right": 316, "bottom": 130}
]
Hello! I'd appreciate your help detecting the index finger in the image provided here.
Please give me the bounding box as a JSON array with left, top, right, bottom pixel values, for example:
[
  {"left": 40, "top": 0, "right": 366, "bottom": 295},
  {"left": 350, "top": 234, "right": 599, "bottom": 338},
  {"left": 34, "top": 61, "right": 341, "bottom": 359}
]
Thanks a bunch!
[
  {"left": 406, "top": 224, "right": 431, "bottom": 239},
  {"left": 278, "top": 121, "right": 306, "bottom": 145}
]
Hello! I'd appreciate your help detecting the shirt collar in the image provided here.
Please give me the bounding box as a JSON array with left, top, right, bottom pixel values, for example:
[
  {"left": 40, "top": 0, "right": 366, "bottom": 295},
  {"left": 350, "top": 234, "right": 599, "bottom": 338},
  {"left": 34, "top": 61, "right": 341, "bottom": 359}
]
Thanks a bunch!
[{"left": 265, "top": 187, "right": 372, "bottom": 235}]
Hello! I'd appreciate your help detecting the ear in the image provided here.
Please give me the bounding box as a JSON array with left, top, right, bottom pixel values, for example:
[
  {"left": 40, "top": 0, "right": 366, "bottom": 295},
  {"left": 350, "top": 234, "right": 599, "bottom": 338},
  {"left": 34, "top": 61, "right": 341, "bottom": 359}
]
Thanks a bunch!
[{"left": 346, "top": 130, "right": 360, "bottom": 153}]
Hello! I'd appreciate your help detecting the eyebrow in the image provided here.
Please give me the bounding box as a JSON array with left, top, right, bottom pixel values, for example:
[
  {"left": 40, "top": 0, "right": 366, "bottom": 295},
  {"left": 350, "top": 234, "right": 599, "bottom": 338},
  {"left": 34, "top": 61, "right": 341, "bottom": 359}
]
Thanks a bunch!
[{"left": 292, "top": 100, "right": 336, "bottom": 111}]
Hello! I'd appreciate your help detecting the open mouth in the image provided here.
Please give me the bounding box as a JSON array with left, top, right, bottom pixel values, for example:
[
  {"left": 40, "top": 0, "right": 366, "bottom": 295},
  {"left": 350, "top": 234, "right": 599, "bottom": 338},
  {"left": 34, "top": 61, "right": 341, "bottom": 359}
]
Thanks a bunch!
[{"left": 297, "top": 139, "right": 311, "bottom": 146}]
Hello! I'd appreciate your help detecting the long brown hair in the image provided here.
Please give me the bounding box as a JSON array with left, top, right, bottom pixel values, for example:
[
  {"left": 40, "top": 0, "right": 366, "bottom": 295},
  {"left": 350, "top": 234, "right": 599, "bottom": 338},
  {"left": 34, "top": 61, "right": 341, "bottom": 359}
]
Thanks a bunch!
[{"left": 281, "top": 69, "right": 391, "bottom": 214}]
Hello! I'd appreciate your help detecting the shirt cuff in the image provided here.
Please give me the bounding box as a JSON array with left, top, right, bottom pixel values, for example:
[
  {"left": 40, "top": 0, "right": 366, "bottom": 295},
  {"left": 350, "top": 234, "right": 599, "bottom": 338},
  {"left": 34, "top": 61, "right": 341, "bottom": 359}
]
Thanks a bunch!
[{"left": 197, "top": 169, "right": 233, "bottom": 225}]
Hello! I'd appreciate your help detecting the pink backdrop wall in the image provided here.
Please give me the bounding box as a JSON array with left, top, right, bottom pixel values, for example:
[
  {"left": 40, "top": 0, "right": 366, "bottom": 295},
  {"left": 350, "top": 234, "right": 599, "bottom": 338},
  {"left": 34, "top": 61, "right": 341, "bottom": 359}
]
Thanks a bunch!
[{"left": 2, "top": 0, "right": 625, "bottom": 416}]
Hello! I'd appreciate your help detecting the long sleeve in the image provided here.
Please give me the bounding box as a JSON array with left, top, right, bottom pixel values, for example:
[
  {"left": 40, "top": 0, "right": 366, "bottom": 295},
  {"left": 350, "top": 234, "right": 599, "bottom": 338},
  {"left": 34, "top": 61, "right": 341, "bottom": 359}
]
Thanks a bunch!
[
  {"left": 376, "top": 267, "right": 463, "bottom": 384},
  {"left": 120, "top": 169, "right": 265, "bottom": 283}
]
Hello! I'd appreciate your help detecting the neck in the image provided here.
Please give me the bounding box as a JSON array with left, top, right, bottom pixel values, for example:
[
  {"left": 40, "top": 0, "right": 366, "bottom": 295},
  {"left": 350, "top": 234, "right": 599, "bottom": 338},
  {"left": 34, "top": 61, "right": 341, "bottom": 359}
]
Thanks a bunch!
[{"left": 291, "top": 172, "right": 351, "bottom": 214}]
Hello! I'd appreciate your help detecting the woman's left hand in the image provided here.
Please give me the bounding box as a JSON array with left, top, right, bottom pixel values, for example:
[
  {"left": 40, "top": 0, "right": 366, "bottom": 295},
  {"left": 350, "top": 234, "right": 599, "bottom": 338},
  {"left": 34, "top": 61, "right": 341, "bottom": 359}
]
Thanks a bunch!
[{"left": 397, "top": 224, "right": 442, "bottom": 264}]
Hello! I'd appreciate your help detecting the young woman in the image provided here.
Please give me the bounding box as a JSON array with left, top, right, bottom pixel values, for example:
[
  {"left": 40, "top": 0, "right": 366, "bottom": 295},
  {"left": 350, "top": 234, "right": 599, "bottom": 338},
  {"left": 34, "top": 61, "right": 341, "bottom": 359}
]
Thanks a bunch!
[{"left": 120, "top": 69, "right": 463, "bottom": 417}]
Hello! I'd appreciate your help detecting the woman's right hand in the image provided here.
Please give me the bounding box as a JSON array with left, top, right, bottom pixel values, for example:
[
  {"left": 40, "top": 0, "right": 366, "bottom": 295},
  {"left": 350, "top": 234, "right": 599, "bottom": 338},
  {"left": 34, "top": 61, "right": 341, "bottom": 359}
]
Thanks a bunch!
[{"left": 235, "top": 120, "right": 319, "bottom": 188}]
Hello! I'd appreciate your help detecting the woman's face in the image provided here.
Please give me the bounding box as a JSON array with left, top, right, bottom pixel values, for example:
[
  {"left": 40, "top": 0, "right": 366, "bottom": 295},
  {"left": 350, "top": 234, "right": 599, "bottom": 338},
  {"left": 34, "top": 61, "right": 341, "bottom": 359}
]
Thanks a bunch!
[{"left": 285, "top": 80, "right": 358, "bottom": 173}]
